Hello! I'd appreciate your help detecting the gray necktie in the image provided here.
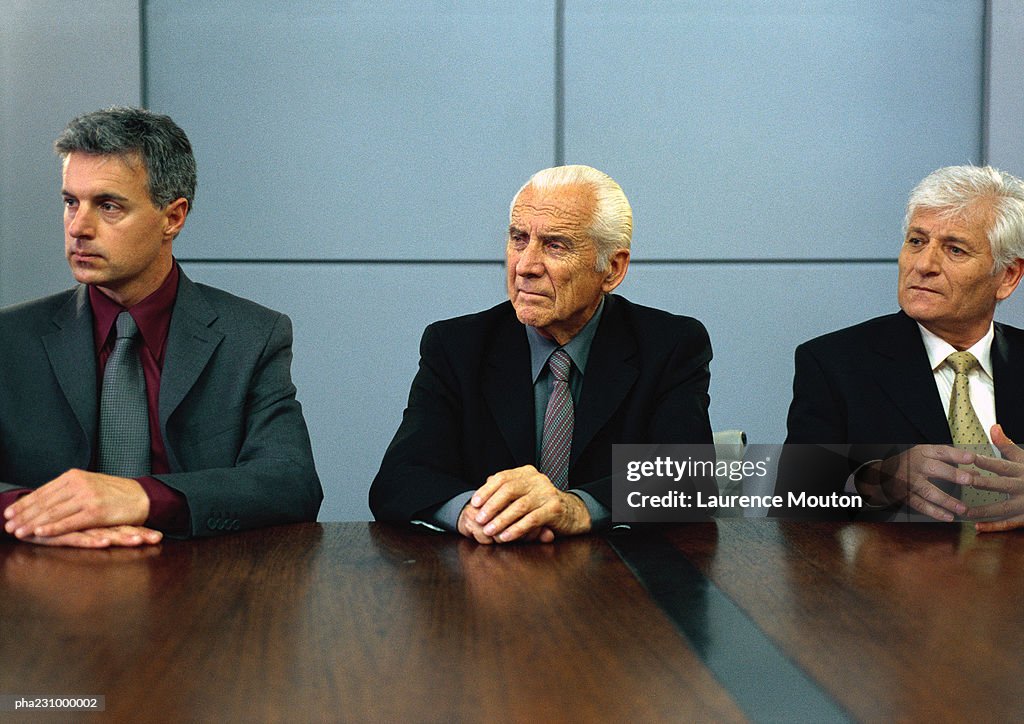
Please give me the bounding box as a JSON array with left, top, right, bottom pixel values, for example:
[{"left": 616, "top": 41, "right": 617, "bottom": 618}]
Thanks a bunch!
[
  {"left": 946, "top": 350, "right": 1003, "bottom": 507},
  {"left": 539, "top": 349, "right": 573, "bottom": 490},
  {"left": 97, "top": 311, "right": 151, "bottom": 476}
]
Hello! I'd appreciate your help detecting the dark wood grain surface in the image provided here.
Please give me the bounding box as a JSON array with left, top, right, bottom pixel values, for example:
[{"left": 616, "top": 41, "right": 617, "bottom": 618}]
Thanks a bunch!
[
  {"left": 0, "top": 523, "right": 741, "bottom": 723},
  {"left": 2, "top": 520, "right": 1021, "bottom": 722},
  {"left": 666, "top": 520, "right": 1024, "bottom": 722}
]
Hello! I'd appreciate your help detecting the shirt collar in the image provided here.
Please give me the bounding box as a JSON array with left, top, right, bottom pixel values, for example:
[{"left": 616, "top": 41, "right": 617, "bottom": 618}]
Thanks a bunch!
[
  {"left": 917, "top": 320, "right": 995, "bottom": 380},
  {"left": 89, "top": 262, "right": 180, "bottom": 362},
  {"left": 526, "top": 295, "right": 606, "bottom": 382}
]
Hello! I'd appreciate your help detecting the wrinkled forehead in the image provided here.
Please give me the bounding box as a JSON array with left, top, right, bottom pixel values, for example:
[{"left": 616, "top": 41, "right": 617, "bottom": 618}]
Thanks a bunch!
[
  {"left": 510, "top": 183, "right": 596, "bottom": 235},
  {"left": 908, "top": 198, "right": 995, "bottom": 239}
]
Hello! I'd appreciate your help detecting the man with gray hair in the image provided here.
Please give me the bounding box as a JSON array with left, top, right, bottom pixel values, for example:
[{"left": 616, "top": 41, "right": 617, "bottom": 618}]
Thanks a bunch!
[
  {"left": 778, "top": 165, "right": 1024, "bottom": 528},
  {"left": 0, "top": 106, "right": 322, "bottom": 547},
  {"left": 370, "top": 165, "right": 714, "bottom": 542}
]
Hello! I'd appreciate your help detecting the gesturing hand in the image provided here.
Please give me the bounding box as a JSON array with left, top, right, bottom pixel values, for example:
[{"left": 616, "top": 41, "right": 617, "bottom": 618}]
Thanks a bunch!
[
  {"left": 856, "top": 445, "right": 973, "bottom": 521},
  {"left": 967, "top": 424, "right": 1024, "bottom": 532}
]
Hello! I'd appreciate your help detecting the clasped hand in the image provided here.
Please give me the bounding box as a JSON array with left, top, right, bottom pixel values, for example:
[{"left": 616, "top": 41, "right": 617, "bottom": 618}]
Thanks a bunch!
[
  {"left": 857, "top": 424, "right": 1024, "bottom": 531},
  {"left": 457, "top": 465, "right": 592, "bottom": 544},
  {"left": 3, "top": 469, "right": 160, "bottom": 548},
  {"left": 964, "top": 424, "right": 1024, "bottom": 533},
  {"left": 858, "top": 445, "right": 972, "bottom": 521}
]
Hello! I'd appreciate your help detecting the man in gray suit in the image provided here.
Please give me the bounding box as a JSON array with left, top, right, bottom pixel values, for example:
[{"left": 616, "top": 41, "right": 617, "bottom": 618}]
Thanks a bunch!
[{"left": 0, "top": 107, "right": 322, "bottom": 547}]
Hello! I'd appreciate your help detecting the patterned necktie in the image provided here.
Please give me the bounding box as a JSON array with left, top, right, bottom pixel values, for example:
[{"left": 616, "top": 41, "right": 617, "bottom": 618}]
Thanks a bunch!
[
  {"left": 539, "top": 349, "right": 573, "bottom": 490},
  {"left": 946, "top": 350, "right": 1003, "bottom": 506},
  {"left": 97, "top": 311, "right": 151, "bottom": 477}
]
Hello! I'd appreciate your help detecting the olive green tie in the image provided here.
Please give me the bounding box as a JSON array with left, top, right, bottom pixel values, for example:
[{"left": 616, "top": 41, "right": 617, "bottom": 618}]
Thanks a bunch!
[{"left": 946, "top": 351, "right": 1003, "bottom": 507}]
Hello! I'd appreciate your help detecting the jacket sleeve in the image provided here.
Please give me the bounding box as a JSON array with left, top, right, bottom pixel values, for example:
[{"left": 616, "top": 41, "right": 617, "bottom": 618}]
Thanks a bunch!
[
  {"left": 153, "top": 313, "right": 323, "bottom": 537},
  {"left": 369, "top": 323, "right": 475, "bottom": 522}
]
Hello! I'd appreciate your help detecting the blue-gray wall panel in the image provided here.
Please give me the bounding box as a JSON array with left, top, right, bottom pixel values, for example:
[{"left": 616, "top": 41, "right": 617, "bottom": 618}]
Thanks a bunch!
[
  {"left": 0, "top": 0, "right": 140, "bottom": 307},
  {"left": 145, "top": 0, "right": 554, "bottom": 261},
  {"left": 564, "top": 1, "right": 985, "bottom": 260},
  {"left": 617, "top": 262, "right": 897, "bottom": 447},
  {"left": 987, "top": 0, "right": 1024, "bottom": 174}
]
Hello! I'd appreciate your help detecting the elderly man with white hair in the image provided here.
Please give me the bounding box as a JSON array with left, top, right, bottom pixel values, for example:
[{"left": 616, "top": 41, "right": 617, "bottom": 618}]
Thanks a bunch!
[
  {"left": 370, "top": 165, "right": 715, "bottom": 542},
  {"left": 778, "top": 165, "right": 1024, "bottom": 528}
]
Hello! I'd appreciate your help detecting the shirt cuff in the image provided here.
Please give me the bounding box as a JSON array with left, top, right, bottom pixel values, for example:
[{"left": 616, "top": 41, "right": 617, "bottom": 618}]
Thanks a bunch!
[
  {"left": 427, "top": 491, "right": 476, "bottom": 532},
  {"left": 137, "top": 476, "right": 190, "bottom": 534}
]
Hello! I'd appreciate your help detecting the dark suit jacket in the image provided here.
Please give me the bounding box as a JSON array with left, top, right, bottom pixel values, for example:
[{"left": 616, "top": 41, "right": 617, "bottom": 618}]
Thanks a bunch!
[
  {"left": 369, "top": 294, "right": 714, "bottom": 522},
  {"left": 776, "top": 311, "right": 1024, "bottom": 516},
  {"left": 0, "top": 270, "right": 323, "bottom": 536}
]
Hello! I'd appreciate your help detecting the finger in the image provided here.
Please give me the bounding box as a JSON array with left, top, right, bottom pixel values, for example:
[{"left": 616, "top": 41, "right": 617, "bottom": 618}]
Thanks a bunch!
[
  {"left": 472, "top": 465, "right": 540, "bottom": 508},
  {"left": 469, "top": 526, "right": 496, "bottom": 544},
  {"left": 475, "top": 482, "right": 523, "bottom": 525},
  {"left": 905, "top": 491, "right": 957, "bottom": 522},
  {"left": 26, "top": 529, "right": 113, "bottom": 548},
  {"left": 911, "top": 475, "right": 966, "bottom": 516},
  {"left": 916, "top": 457, "right": 972, "bottom": 488},
  {"left": 139, "top": 528, "right": 163, "bottom": 545},
  {"left": 924, "top": 445, "right": 975, "bottom": 466},
  {"left": 496, "top": 506, "right": 556, "bottom": 543},
  {"left": 484, "top": 495, "right": 540, "bottom": 537},
  {"left": 4, "top": 482, "right": 74, "bottom": 531},
  {"left": 964, "top": 497, "right": 1018, "bottom": 521},
  {"left": 991, "top": 424, "right": 1024, "bottom": 463},
  {"left": 12, "top": 499, "right": 94, "bottom": 539},
  {"left": 471, "top": 472, "right": 509, "bottom": 510},
  {"left": 975, "top": 515, "right": 1024, "bottom": 533},
  {"left": 102, "top": 526, "right": 163, "bottom": 547},
  {"left": 495, "top": 495, "right": 572, "bottom": 542},
  {"left": 969, "top": 454, "right": 1021, "bottom": 478},
  {"left": 963, "top": 469, "right": 1019, "bottom": 493},
  {"left": 14, "top": 495, "right": 116, "bottom": 539},
  {"left": 458, "top": 506, "right": 496, "bottom": 544}
]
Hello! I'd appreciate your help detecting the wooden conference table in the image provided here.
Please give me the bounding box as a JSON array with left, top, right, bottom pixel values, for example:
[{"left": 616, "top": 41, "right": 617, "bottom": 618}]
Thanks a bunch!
[{"left": 1, "top": 520, "right": 1022, "bottom": 722}]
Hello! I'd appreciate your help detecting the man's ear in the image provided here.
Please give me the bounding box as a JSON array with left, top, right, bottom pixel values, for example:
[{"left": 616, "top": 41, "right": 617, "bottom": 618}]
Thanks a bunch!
[
  {"left": 996, "top": 258, "right": 1024, "bottom": 302},
  {"left": 601, "top": 249, "right": 630, "bottom": 293},
  {"left": 162, "top": 197, "right": 189, "bottom": 241}
]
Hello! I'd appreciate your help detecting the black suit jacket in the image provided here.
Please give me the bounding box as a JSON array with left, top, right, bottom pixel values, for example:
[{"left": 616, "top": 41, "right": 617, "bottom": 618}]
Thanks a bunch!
[
  {"left": 369, "top": 294, "right": 714, "bottom": 521},
  {"left": 0, "top": 270, "right": 323, "bottom": 536},
  {"left": 776, "top": 311, "right": 1024, "bottom": 515}
]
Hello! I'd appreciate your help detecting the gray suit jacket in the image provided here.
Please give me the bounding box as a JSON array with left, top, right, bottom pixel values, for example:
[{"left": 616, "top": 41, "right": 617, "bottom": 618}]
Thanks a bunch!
[{"left": 0, "top": 270, "right": 322, "bottom": 536}]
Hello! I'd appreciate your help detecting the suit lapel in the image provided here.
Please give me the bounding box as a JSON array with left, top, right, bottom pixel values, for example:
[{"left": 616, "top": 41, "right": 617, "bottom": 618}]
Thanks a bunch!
[
  {"left": 993, "top": 323, "right": 1024, "bottom": 438},
  {"left": 158, "top": 272, "right": 223, "bottom": 435},
  {"left": 868, "top": 312, "right": 951, "bottom": 443},
  {"left": 41, "top": 287, "right": 98, "bottom": 448},
  {"left": 482, "top": 309, "right": 535, "bottom": 466},
  {"left": 572, "top": 295, "right": 638, "bottom": 466}
]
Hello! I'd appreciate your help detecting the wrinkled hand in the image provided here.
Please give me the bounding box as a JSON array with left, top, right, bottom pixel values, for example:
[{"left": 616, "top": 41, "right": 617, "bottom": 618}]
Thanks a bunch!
[
  {"left": 457, "top": 500, "right": 553, "bottom": 545},
  {"left": 857, "top": 445, "right": 973, "bottom": 521},
  {"left": 4, "top": 469, "right": 149, "bottom": 540},
  {"left": 22, "top": 525, "right": 162, "bottom": 549},
  {"left": 457, "top": 501, "right": 499, "bottom": 544},
  {"left": 461, "top": 465, "right": 591, "bottom": 544},
  {"left": 967, "top": 424, "right": 1024, "bottom": 532}
]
